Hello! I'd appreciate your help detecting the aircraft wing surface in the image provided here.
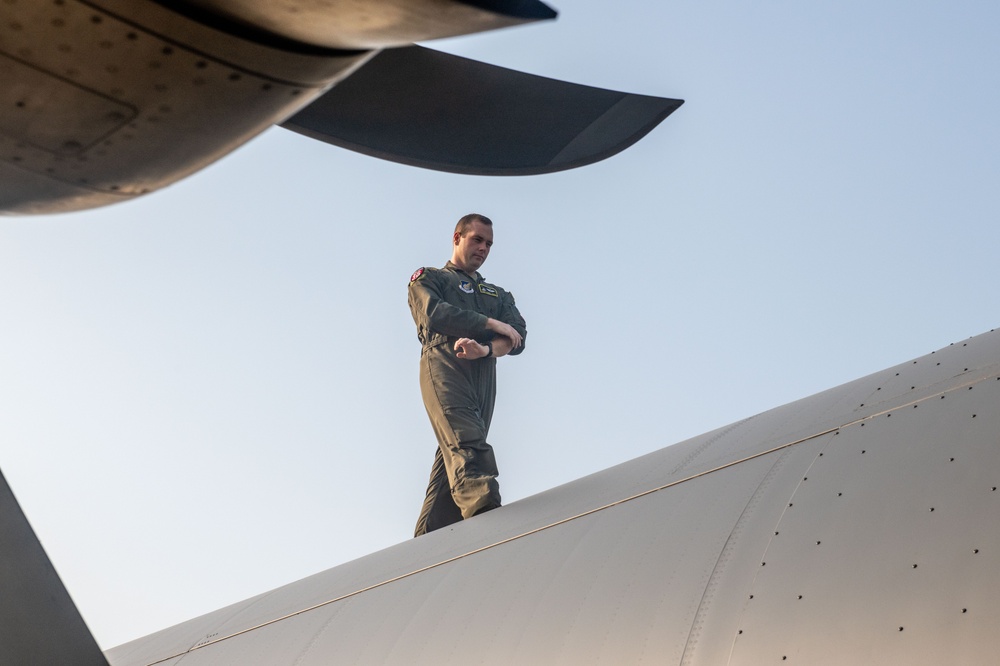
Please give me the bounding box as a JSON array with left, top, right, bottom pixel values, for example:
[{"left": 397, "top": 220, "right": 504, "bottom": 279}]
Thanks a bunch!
[{"left": 104, "top": 327, "right": 1000, "bottom": 665}]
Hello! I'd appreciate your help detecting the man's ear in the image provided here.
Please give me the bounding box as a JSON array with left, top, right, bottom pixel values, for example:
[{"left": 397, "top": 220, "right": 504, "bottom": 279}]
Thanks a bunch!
[{"left": 453, "top": 232, "right": 461, "bottom": 245}]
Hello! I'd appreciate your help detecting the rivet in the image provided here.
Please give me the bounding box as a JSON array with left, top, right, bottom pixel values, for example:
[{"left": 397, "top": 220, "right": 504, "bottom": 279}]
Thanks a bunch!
[
  {"left": 838, "top": 493, "right": 843, "bottom": 497},
  {"left": 798, "top": 595, "right": 803, "bottom": 600},
  {"left": 974, "top": 549, "right": 980, "bottom": 554},
  {"left": 816, "top": 541, "right": 821, "bottom": 545},
  {"left": 899, "top": 627, "right": 905, "bottom": 632},
  {"left": 912, "top": 564, "right": 918, "bottom": 569},
  {"left": 930, "top": 507, "right": 935, "bottom": 512},
  {"left": 963, "top": 609, "right": 968, "bottom": 613}
]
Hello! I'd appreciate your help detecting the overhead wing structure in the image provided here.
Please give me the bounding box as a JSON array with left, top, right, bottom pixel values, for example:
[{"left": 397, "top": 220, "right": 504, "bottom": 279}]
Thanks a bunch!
[
  {"left": 102, "top": 327, "right": 1000, "bottom": 664},
  {"left": 0, "top": 0, "right": 680, "bottom": 214},
  {"left": 166, "top": 0, "right": 558, "bottom": 49},
  {"left": 281, "top": 46, "right": 684, "bottom": 175}
]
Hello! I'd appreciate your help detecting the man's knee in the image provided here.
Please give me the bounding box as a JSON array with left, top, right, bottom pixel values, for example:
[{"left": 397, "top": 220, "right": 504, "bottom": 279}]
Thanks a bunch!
[{"left": 452, "top": 475, "right": 501, "bottom": 520}]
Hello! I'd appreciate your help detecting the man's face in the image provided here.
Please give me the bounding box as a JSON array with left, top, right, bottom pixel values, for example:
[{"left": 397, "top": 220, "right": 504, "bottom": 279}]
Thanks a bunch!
[{"left": 453, "top": 220, "right": 493, "bottom": 273}]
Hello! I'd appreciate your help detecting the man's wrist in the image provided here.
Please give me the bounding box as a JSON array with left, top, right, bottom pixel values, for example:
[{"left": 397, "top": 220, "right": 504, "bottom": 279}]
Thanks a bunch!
[{"left": 483, "top": 340, "right": 493, "bottom": 358}]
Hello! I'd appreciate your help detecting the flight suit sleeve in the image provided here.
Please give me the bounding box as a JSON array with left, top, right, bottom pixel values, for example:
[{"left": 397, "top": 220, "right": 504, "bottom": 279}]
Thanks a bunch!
[
  {"left": 409, "top": 270, "right": 489, "bottom": 339},
  {"left": 499, "top": 291, "right": 527, "bottom": 356}
]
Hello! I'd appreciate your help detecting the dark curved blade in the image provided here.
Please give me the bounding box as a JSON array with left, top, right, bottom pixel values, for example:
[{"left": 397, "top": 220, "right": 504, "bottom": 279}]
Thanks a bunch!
[
  {"left": 280, "top": 46, "right": 683, "bottom": 176},
  {"left": 0, "top": 469, "right": 108, "bottom": 665},
  {"left": 457, "top": 0, "right": 558, "bottom": 20}
]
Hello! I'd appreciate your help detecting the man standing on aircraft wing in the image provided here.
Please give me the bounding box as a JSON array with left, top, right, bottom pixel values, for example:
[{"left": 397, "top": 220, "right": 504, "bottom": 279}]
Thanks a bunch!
[{"left": 408, "top": 213, "right": 527, "bottom": 536}]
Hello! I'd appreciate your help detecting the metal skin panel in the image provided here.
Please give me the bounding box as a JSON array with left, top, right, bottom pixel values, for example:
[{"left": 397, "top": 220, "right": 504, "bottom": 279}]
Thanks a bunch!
[
  {"left": 731, "top": 378, "right": 1000, "bottom": 665},
  {"left": 109, "top": 452, "right": 791, "bottom": 665},
  {"left": 103, "top": 327, "right": 1000, "bottom": 665},
  {"left": 0, "top": 0, "right": 369, "bottom": 214},
  {"left": 173, "top": 0, "right": 557, "bottom": 49}
]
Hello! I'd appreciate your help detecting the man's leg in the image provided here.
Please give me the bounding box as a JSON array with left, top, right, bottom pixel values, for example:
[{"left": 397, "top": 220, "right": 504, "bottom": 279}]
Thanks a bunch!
[
  {"left": 420, "top": 351, "right": 502, "bottom": 522},
  {"left": 414, "top": 447, "right": 463, "bottom": 537}
]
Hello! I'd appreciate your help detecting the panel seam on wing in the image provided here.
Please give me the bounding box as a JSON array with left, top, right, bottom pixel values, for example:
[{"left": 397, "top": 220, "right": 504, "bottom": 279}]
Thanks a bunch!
[{"left": 142, "top": 366, "right": 1000, "bottom": 665}]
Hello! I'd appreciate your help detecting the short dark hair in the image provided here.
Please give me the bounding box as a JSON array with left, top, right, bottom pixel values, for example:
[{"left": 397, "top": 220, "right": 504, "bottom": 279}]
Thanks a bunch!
[{"left": 454, "top": 213, "right": 493, "bottom": 236}]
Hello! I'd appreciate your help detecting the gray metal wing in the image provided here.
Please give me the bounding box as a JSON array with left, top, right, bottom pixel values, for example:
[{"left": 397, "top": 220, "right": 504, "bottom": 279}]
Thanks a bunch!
[
  {"left": 105, "top": 327, "right": 1000, "bottom": 665},
  {"left": 280, "top": 45, "right": 684, "bottom": 175}
]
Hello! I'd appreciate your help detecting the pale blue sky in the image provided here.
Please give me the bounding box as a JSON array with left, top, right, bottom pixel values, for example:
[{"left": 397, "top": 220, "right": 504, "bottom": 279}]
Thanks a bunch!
[{"left": 1, "top": 0, "right": 998, "bottom": 648}]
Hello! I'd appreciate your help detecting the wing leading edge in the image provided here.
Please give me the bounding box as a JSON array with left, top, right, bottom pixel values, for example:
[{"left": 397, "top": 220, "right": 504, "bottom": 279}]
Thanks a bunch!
[{"left": 281, "top": 46, "right": 684, "bottom": 175}]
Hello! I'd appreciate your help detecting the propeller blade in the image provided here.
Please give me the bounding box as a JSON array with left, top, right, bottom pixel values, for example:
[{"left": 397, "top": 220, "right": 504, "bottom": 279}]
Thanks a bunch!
[
  {"left": 457, "top": 0, "right": 557, "bottom": 20},
  {"left": 281, "top": 46, "right": 683, "bottom": 175},
  {"left": 0, "top": 469, "right": 108, "bottom": 665}
]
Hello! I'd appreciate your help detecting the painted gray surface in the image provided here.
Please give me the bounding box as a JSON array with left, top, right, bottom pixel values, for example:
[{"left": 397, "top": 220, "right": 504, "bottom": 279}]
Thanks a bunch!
[
  {"left": 105, "top": 327, "right": 1000, "bottom": 665},
  {"left": 175, "top": 0, "right": 556, "bottom": 49},
  {"left": 0, "top": 0, "right": 367, "bottom": 214}
]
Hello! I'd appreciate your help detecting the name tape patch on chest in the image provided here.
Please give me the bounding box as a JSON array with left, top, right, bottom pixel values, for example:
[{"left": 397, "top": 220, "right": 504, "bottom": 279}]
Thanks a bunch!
[{"left": 478, "top": 284, "right": 499, "bottom": 298}]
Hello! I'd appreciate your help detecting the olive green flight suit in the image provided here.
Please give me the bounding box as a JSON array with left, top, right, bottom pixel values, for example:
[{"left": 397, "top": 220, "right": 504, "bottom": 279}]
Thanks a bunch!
[{"left": 408, "top": 261, "right": 527, "bottom": 536}]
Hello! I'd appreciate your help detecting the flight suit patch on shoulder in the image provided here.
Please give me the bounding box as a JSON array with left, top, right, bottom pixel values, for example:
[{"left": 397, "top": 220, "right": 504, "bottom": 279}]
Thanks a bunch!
[
  {"left": 478, "top": 284, "right": 499, "bottom": 298},
  {"left": 410, "top": 267, "right": 426, "bottom": 283}
]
